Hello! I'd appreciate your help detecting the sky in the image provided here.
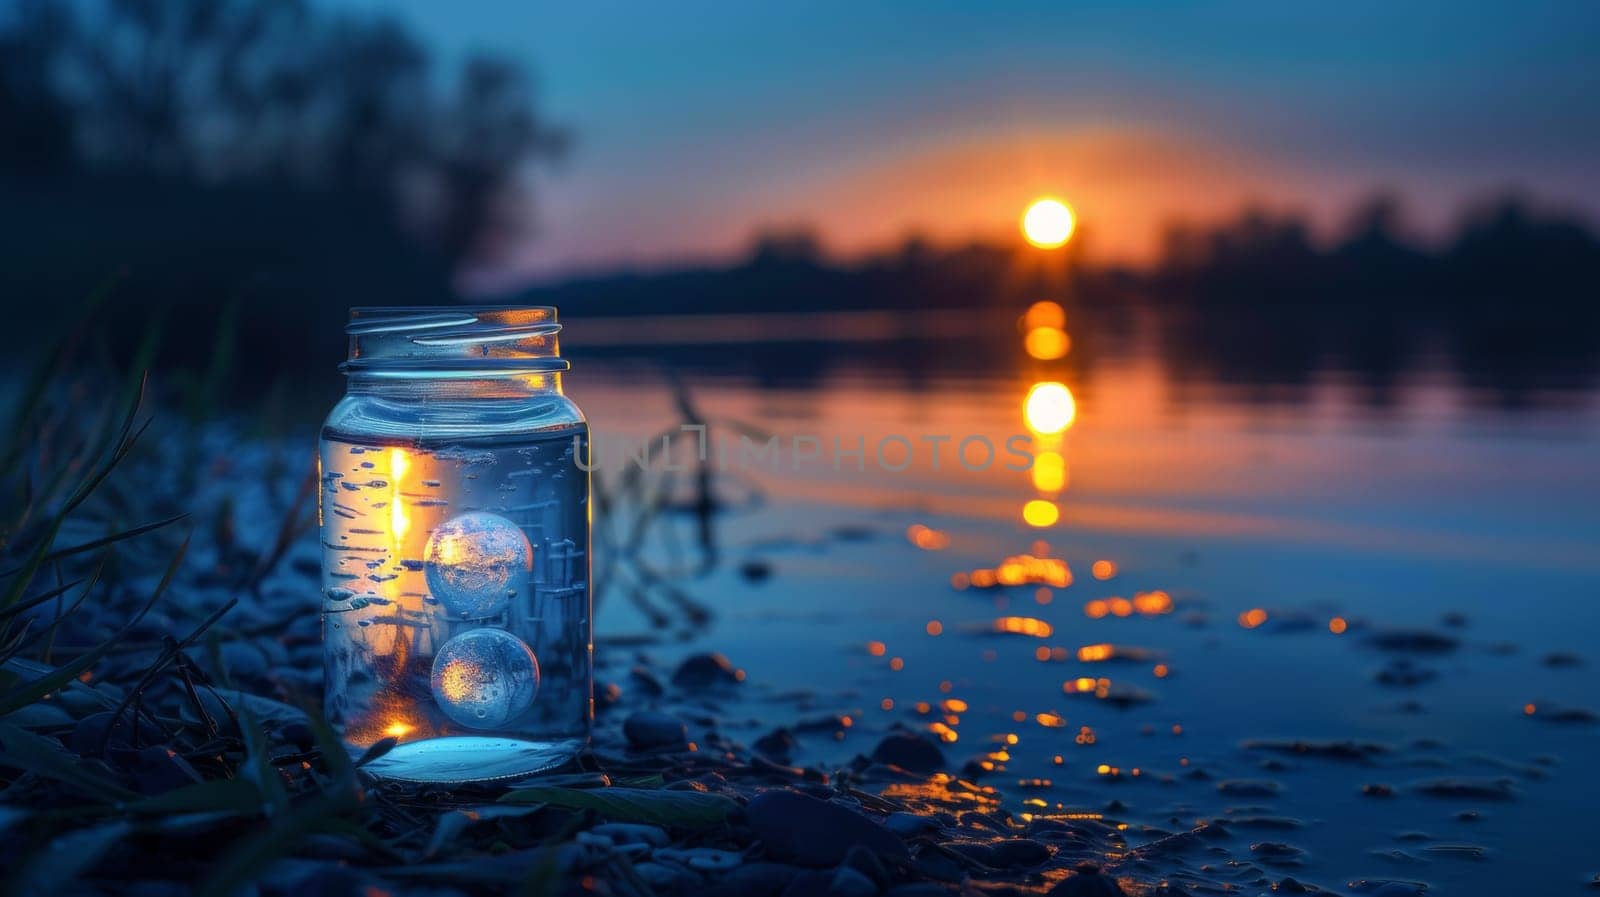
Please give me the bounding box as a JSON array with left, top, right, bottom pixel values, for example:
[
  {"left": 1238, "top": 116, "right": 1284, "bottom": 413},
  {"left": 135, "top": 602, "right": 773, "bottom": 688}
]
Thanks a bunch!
[{"left": 336, "top": 1, "right": 1600, "bottom": 285}]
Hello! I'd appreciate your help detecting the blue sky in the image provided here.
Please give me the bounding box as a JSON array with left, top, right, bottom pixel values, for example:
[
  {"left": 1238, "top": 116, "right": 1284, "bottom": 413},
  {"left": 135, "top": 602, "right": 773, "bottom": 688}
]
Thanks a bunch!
[{"left": 335, "top": 1, "right": 1600, "bottom": 283}]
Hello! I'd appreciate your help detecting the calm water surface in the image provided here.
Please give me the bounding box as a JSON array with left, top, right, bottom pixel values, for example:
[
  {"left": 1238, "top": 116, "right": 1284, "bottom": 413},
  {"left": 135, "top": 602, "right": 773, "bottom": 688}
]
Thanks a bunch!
[{"left": 568, "top": 318, "right": 1600, "bottom": 895}]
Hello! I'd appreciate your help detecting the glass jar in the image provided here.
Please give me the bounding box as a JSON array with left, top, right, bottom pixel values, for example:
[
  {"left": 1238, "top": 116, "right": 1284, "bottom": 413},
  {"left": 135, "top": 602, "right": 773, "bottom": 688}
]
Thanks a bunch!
[{"left": 319, "top": 306, "right": 590, "bottom": 782}]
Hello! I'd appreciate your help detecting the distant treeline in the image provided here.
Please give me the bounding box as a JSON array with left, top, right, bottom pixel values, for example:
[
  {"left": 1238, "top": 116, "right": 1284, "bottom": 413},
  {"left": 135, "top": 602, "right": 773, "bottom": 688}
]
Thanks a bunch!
[{"left": 518, "top": 195, "right": 1600, "bottom": 401}]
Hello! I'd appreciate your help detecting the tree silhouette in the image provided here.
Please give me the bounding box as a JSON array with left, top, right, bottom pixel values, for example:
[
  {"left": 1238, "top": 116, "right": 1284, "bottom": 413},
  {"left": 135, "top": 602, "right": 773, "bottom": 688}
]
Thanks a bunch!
[{"left": 0, "top": 0, "right": 567, "bottom": 390}]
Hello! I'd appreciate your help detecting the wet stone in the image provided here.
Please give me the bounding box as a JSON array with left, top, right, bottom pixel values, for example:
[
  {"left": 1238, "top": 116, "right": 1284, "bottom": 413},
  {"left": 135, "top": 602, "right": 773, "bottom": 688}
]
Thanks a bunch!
[
  {"left": 634, "top": 861, "right": 703, "bottom": 894},
  {"left": 1216, "top": 779, "right": 1280, "bottom": 797},
  {"left": 754, "top": 727, "right": 798, "bottom": 761},
  {"left": 830, "top": 867, "right": 877, "bottom": 897},
  {"left": 1368, "top": 630, "right": 1459, "bottom": 653},
  {"left": 1376, "top": 659, "right": 1436, "bottom": 688},
  {"left": 988, "top": 838, "right": 1052, "bottom": 868},
  {"left": 592, "top": 822, "right": 669, "bottom": 847},
  {"left": 624, "top": 711, "right": 689, "bottom": 750},
  {"left": 673, "top": 652, "right": 743, "bottom": 689},
  {"left": 886, "top": 885, "right": 957, "bottom": 897},
  {"left": 886, "top": 811, "right": 940, "bottom": 837},
  {"left": 842, "top": 843, "right": 890, "bottom": 890},
  {"left": 706, "top": 862, "right": 804, "bottom": 897},
  {"left": 1047, "top": 864, "right": 1129, "bottom": 896},
  {"left": 1410, "top": 777, "right": 1517, "bottom": 800},
  {"left": 656, "top": 847, "right": 743, "bottom": 872},
  {"left": 630, "top": 665, "right": 666, "bottom": 696},
  {"left": 870, "top": 732, "right": 946, "bottom": 774},
  {"left": 1249, "top": 841, "right": 1305, "bottom": 866},
  {"left": 746, "top": 791, "right": 908, "bottom": 867}
]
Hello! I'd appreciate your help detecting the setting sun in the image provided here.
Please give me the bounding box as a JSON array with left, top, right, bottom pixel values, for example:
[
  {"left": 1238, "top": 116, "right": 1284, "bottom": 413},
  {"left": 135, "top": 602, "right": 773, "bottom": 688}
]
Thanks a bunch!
[{"left": 1022, "top": 198, "right": 1075, "bottom": 249}]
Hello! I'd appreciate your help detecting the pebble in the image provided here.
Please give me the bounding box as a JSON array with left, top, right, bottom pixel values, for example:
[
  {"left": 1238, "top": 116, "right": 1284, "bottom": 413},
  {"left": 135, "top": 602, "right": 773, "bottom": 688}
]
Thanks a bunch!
[
  {"left": 988, "top": 838, "right": 1051, "bottom": 868},
  {"left": 746, "top": 791, "right": 908, "bottom": 867},
  {"left": 885, "top": 812, "right": 940, "bottom": 837},
  {"left": 672, "top": 652, "right": 744, "bottom": 689},
  {"left": 754, "top": 727, "right": 798, "bottom": 760},
  {"left": 1410, "top": 777, "right": 1517, "bottom": 800},
  {"left": 1216, "top": 779, "right": 1280, "bottom": 797},
  {"left": 831, "top": 867, "right": 877, "bottom": 897},
  {"left": 707, "top": 862, "right": 805, "bottom": 897},
  {"left": 1249, "top": 841, "right": 1305, "bottom": 865},
  {"left": 870, "top": 733, "right": 945, "bottom": 774},
  {"left": 623, "top": 711, "right": 689, "bottom": 750},
  {"left": 1047, "top": 864, "right": 1128, "bottom": 896},
  {"left": 592, "top": 822, "right": 669, "bottom": 847},
  {"left": 1368, "top": 630, "right": 1459, "bottom": 653},
  {"left": 778, "top": 870, "right": 834, "bottom": 897},
  {"left": 657, "top": 847, "right": 744, "bottom": 872},
  {"left": 631, "top": 665, "right": 666, "bottom": 696},
  {"left": 634, "top": 861, "right": 703, "bottom": 893},
  {"left": 886, "top": 886, "right": 956, "bottom": 897}
]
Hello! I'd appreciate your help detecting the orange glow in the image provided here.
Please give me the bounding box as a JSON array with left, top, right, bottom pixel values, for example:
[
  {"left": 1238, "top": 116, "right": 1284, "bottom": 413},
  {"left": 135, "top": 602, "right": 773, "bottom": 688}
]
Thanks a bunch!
[
  {"left": 943, "top": 698, "right": 969, "bottom": 713},
  {"left": 1022, "top": 499, "right": 1060, "bottom": 527},
  {"left": 1239, "top": 608, "right": 1269, "bottom": 629},
  {"left": 1329, "top": 616, "right": 1348, "bottom": 634},
  {"left": 889, "top": 656, "right": 905, "bottom": 671},
  {"left": 867, "top": 640, "right": 887, "bottom": 656},
  {"left": 1036, "top": 712, "right": 1067, "bottom": 728},
  {"left": 383, "top": 721, "right": 414, "bottom": 739},
  {"left": 1153, "top": 663, "right": 1170, "bottom": 678},
  {"left": 1024, "top": 382, "right": 1076, "bottom": 434},
  {"left": 1132, "top": 590, "right": 1173, "bottom": 615},
  {"left": 1091, "top": 560, "right": 1118, "bottom": 580},
  {"left": 880, "top": 698, "right": 894, "bottom": 711},
  {"left": 1022, "top": 198, "right": 1076, "bottom": 249},
  {"left": 388, "top": 448, "right": 411, "bottom": 540},
  {"left": 1108, "top": 597, "right": 1133, "bottom": 617},
  {"left": 1023, "top": 300, "right": 1066, "bottom": 330},
  {"left": 907, "top": 524, "right": 951, "bottom": 550},
  {"left": 925, "top": 620, "right": 943, "bottom": 636},
  {"left": 436, "top": 658, "right": 479, "bottom": 703},
  {"left": 1024, "top": 327, "right": 1071, "bottom": 360},
  {"left": 1031, "top": 451, "right": 1067, "bottom": 493},
  {"left": 1034, "top": 645, "right": 1051, "bottom": 662},
  {"left": 1084, "top": 599, "right": 1109, "bottom": 619},
  {"left": 994, "top": 616, "right": 1054, "bottom": 638},
  {"left": 1077, "top": 643, "right": 1115, "bottom": 663},
  {"left": 1524, "top": 703, "right": 1537, "bottom": 715},
  {"left": 960, "top": 553, "right": 1071, "bottom": 589}
]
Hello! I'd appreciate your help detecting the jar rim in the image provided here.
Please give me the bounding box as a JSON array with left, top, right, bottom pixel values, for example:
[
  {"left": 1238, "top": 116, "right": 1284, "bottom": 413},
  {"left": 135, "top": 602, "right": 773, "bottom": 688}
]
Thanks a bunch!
[{"left": 344, "top": 306, "right": 568, "bottom": 374}]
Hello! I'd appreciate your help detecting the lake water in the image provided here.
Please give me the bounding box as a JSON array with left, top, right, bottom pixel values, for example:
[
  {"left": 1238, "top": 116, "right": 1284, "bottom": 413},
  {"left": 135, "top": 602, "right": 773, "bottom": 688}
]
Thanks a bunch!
[{"left": 566, "top": 308, "right": 1600, "bottom": 895}]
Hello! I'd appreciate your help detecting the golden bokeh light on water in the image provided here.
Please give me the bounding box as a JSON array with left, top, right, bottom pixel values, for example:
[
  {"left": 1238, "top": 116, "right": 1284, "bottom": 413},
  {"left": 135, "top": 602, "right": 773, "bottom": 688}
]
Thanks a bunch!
[
  {"left": 1024, "top": 381, "right": 1076, "bottom": 434},
  {"left": 1021, "top": 198, "right": 1075, "bottom": 249}
]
